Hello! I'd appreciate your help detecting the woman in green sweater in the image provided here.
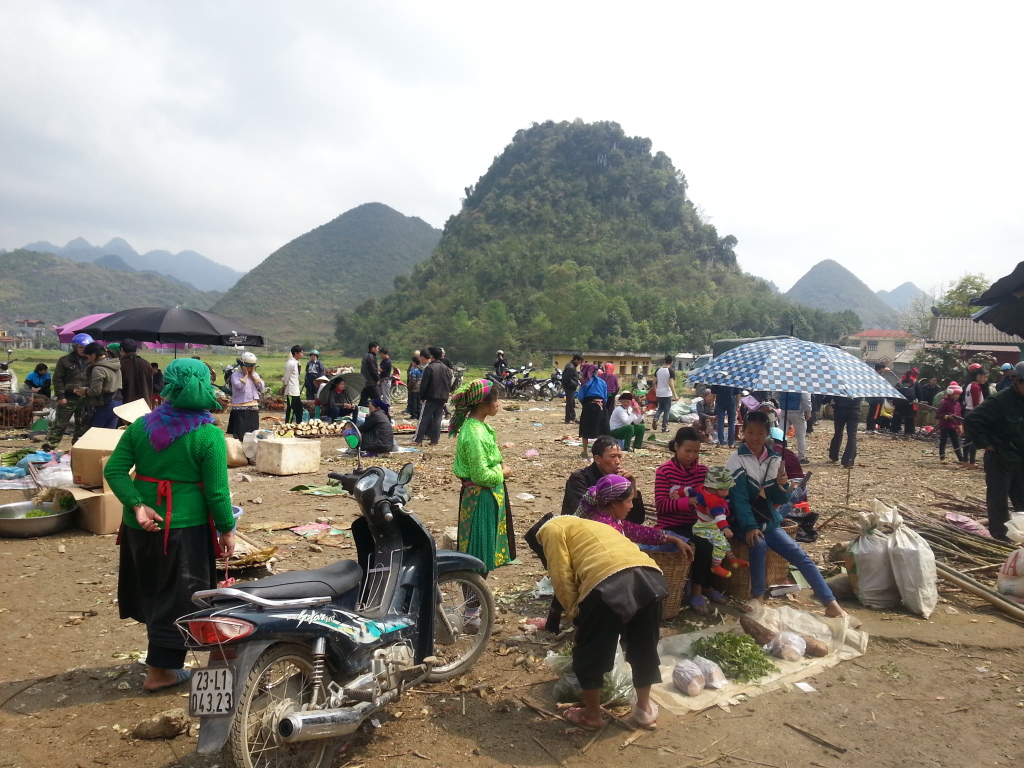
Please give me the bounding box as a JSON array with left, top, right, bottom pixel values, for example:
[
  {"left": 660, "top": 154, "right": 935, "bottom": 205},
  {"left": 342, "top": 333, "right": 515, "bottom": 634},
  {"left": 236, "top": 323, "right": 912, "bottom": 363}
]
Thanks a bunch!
[
  {"left": 105, "top": 358, "right": 236, "bottom": 693},
  {"left": 450, "top": 379, "right": 515, "bottom": 577}
]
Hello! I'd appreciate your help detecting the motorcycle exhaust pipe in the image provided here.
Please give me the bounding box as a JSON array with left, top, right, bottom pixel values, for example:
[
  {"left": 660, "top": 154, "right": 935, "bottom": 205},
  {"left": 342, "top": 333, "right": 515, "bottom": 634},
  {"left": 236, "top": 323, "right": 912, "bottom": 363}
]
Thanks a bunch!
[{"left": 277, "top": 689, "right": 398, "bottom": 743}]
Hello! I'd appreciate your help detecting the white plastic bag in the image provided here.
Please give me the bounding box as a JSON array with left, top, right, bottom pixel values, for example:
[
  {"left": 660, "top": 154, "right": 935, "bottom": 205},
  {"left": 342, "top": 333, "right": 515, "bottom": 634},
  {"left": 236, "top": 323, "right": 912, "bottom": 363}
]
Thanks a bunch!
[
  {"left": 1006, "top": 513, "right": 1024, "bottom": 544},
  {"left": 847, "top": 502, "right": 900, "bottom": 609},
  {"left": 671, "top": 660, "right": 706, "bottom": 697},
  {"left": 691, "top": 655, "right": 728, "bottom": 689},
  {"left": 996, "top": 550, "right": 1024, "bottom": 606},
  {"left": 764, "top": 631, "right": 806, "bottom": 661},
  {"left": 888, "top": 510, "right": 938, "bottom": 618},
  {"left": 547, "top": 650, "right": 635, "bottom": 705},
  {"left": 35, "top": 465, "right": 75, "bottom": 488},
  {"left": 225, "top": 437, "right": 250, "bottom": 467}
]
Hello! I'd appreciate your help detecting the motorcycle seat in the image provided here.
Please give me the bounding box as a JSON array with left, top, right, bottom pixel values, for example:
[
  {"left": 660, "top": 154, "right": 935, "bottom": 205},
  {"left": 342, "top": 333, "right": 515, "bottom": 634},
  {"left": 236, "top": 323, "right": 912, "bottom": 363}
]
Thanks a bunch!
[{"left": 233, "top": 559, "right": 363, "bottom": 600}]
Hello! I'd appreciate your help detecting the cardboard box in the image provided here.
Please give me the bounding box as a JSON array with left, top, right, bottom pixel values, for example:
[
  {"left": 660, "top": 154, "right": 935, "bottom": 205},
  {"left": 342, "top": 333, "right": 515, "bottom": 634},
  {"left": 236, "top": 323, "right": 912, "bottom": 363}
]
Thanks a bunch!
[
  {"left": 71, "top": 428, "right": 124, "bottom": 487},
  {"left": 255, "top": 438, "right": 321, "bottom": 476},
  {"left": 68, "top": 487, "right": 123, "bottom": 535}
]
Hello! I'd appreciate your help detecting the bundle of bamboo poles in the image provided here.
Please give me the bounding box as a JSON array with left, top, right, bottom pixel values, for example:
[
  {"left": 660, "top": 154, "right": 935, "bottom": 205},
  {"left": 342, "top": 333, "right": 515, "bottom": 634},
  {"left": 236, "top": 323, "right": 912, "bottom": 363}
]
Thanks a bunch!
[{"left": 894, "top": 502, "right": 1017, "bottom": 581}]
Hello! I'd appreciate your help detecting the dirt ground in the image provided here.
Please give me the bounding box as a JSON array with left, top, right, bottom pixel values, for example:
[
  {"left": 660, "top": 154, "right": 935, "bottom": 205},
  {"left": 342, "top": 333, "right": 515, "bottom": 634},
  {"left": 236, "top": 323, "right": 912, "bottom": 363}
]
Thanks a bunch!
[{"left": 1, "top": 405, "right": 1023, "bottom": 768}]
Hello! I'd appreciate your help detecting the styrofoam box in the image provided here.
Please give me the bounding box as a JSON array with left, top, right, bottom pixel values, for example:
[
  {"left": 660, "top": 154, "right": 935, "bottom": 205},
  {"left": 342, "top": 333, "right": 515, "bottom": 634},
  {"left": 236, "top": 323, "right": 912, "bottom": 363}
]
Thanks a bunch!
[{"left": 254, "top": 438, "right": 321, "bottom": 476}]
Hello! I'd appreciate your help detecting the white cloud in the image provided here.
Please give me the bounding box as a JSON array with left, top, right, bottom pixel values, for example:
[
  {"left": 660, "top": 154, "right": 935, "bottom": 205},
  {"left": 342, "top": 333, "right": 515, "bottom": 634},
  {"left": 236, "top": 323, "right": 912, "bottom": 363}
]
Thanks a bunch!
[{"left": 1, "top": 0, "right": 1022, "bottom": 294}]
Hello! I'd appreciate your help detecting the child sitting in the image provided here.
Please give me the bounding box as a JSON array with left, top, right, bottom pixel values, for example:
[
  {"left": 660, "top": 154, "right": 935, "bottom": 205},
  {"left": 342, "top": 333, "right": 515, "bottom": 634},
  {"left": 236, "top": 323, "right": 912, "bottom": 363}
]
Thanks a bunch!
[{"left": 683, "top": 466, "right": 748, "bottom": 578}]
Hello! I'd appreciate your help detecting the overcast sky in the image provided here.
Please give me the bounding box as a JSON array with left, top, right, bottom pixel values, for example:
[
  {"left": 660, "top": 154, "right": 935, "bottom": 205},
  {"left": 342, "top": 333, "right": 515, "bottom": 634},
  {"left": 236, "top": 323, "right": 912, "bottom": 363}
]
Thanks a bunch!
[{"left": 2, "top": 1, "right": 1021, "bottom": 294}]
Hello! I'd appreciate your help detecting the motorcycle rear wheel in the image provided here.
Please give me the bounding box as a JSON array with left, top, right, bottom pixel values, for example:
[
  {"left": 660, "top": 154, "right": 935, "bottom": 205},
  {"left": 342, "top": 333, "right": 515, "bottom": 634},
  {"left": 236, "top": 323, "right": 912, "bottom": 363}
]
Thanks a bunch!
[
  {"left": 540, "top": 387, "right": 555, "bottom": 402},
  {"left": 427, "top": 570, "right": 494, "bottom": 681},
  {"left": 224, "top": 642, "right": 337, "bottom": 768}
]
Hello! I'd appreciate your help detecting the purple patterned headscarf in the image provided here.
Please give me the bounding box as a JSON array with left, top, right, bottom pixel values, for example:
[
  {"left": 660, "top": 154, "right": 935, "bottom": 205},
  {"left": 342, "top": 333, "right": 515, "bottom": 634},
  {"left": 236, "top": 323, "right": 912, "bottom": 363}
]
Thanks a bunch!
[
  {"left": 575, "top": 474, "right": 634, "bottom": 518},
  {"left": 141, "top": 403, "right": 215, "bottom": 452}
]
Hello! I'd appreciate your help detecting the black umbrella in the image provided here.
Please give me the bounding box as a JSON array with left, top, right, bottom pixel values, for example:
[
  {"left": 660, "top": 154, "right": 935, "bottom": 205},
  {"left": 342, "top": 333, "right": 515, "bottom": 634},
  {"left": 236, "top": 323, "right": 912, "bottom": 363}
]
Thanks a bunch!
[
  {"left": 80, "top": 307, "right": 264, "bottom": 347},
  {"left": 970, "top": 261, "right": 1024, "bottom": 337}
]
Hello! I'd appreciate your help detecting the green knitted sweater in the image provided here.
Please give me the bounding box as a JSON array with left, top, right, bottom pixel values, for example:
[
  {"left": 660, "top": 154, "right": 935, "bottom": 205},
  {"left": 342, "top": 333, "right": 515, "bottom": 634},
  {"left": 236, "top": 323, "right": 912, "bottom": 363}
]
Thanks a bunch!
[{"left": 104, "top": 420, "right": 235, "bottom": 532}]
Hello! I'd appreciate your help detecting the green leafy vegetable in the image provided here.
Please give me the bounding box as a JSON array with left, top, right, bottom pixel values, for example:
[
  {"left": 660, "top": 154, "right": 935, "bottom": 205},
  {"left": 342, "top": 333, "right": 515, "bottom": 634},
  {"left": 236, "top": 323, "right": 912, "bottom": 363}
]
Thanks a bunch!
[
  {"left": 690, "top": 632, "right": 778, "bottom": 683},
  {"left": 24, "top": 509, "right": 54, "bottom": 518}
]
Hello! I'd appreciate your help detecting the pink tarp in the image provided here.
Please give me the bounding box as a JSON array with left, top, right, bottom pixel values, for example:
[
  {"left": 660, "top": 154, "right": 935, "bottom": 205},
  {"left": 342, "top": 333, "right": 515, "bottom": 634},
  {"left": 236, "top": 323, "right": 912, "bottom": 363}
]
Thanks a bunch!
[{"left": 53, "top": 313, "right": 112, "bottom": 343}]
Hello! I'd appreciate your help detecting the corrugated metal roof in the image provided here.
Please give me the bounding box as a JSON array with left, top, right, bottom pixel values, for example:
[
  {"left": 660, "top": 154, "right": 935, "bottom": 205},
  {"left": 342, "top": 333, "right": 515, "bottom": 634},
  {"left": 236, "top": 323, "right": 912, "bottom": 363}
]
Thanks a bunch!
[{"left": 928, "top": 317, "right": 1024, "bottom": 345}]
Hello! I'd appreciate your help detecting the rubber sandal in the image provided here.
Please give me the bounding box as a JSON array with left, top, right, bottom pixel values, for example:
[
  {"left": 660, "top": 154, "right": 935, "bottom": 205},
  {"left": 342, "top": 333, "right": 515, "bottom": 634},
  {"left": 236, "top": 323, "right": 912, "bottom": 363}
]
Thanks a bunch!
[
  {"left": 705, "top": 589, "right": 729, "bottom": 605},
  {"left": 563, "top": 707, "right": 603, "bottom": 731},
  {"left": 689, "top": 595, "right": 709, "bottom": 615},
  {"left": 632, "top": 701, "right": 659, "bottom": 730},
  {"left": 145, "top": 668, "right": 191, "bottom": 693}
]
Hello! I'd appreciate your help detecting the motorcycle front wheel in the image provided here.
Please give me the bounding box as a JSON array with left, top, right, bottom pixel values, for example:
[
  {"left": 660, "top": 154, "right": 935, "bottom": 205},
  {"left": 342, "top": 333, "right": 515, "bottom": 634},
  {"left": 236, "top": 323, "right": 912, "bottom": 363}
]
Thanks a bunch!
[
  {"left": 391, "top": 385, "right": 408, "bottom": 403},
  {"left": 427, "top": 570, "right": 494, "bottom": 681},
  {"left": 224, "top": 642, "right": 337, "bottom": 768},
  {"left": 540, "top": 386, "right": 555, "bottom": 402}
]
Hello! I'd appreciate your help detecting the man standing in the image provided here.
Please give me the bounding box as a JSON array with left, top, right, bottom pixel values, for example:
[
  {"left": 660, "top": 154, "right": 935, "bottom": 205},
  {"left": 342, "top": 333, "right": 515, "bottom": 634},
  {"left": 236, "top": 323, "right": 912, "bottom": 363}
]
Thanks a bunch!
[
  {"left": 996, "top": 363, "right": 1015, "bottom": 392},
  {"left": 151, "top": 362, "right": 164, "bottom": 405},
  {"left": 378, "top": 348, "right": 394, "bottom": 405},
  {"left": 778, "top": 391, "right": 812, "bottom": 463},
  {"left": 360, "top": 341, "right": 381, "bottom": 408},
  {"left": 304, "top": 350, "right": 325, "bottom": 400},
  {"left": 964, "top": 362, "right": 1024, "bottom": 542},
  {"left": 562, "top": 353, "right": 582, "bottom": 424},
  {"left": 119, "top": 339, "right": 154, "bottom": 408},
  {"left": 413, "top": 347, "right": 453, "bottom": 446},
  {"left": 43, "top": 333, "right": 93, "bottom": 449},
  {"left": 283, "top": 345, "right": 304, "bottom": 423},
  {"left": 652, "top": 355, "right": 676, "bottom": 433}
]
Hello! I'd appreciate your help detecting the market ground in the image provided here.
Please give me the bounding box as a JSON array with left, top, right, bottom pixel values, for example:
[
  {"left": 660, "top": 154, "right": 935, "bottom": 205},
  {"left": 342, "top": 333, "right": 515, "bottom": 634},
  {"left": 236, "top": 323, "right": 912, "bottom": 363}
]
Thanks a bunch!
[{"left": 1, "top": 406, "right": 1022, "bottom": 768}]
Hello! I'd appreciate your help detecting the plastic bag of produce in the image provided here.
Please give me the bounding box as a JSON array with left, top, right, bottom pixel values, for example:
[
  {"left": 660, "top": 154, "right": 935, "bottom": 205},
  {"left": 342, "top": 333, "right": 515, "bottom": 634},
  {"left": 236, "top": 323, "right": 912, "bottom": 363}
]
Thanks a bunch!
[
  {"left": 0, "top": 466, "right": 27, "bottom": 479},
  {"left": 548, "top": 650, "right": 635, "bottom": 706},
  {"left": 691, "top": 655, "right": 728, "bottom": 689},
  {"left": 671, "top": 660, "right": 706, "bottom": 696},
  {"left": 1006, "top": 513, "right": 1024, "bottom": 545},
  {"left": 764, "top": 631, "right": 806, "bottom": 661},
  {"left": 846, "top": 502, "right": 900, "bottom": 609},
  {"left": 996, "top": 550, "right": 1024, "bottom": 606},
  {"left": 887, "top": 510, "right": 938, "bottom": 618}
]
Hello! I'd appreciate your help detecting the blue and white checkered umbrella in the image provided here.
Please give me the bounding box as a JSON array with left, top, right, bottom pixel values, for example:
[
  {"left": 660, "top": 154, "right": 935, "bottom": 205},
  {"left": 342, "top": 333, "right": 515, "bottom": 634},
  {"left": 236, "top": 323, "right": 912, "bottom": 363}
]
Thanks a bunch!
[{"left": 688, "top": 337, "right": 904, "bottom": 400}]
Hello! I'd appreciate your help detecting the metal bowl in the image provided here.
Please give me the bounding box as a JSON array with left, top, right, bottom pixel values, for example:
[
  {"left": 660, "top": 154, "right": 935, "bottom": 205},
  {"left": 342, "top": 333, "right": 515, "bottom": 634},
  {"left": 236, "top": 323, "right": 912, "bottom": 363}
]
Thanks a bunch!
[{"left": 0, "top": 500, "right": 77, "bottom": 538}]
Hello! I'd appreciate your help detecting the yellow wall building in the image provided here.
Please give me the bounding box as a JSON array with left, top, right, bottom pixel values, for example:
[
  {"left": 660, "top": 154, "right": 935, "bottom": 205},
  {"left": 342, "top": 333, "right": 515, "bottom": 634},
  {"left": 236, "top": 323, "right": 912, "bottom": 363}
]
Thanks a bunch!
[{"left": 546, "top": 350, "right": 664, "bottom": 377}]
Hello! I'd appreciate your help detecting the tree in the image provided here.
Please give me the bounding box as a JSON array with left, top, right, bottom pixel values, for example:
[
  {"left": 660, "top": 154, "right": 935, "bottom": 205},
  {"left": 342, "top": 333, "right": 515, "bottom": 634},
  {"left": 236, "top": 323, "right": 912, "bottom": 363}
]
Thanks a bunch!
[{"left": 933, "top": 274, "right": 990, "bottom": 317}]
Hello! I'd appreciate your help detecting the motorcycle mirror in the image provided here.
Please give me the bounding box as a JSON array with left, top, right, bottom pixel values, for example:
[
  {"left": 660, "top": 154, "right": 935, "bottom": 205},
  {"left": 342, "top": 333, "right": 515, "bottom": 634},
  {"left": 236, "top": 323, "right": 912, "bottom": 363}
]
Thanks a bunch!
[{"left": 397, "top": 463, "right": 414, "bottom": 485}]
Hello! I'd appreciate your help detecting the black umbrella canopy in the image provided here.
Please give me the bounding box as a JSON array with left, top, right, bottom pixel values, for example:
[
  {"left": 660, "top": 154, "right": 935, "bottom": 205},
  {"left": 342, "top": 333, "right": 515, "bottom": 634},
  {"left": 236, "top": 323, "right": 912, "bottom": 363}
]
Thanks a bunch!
[
  {"left": 80, "top": 307, "right": 264, "bottom": 347},
  {"left": 970, "top": 261, "right": 1024, "bottom": 337}
]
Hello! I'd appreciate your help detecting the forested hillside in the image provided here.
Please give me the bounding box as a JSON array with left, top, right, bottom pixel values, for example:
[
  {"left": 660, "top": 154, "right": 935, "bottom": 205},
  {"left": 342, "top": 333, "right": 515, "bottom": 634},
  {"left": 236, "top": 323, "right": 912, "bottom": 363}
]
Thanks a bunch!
[
  {"left": 0, "top": 250, "right": 222, "bottom": 331},
  {"left": 212, "top": 203, "right": 440, "bottom": 345},
  {"left": 336, "top": 120, "right": 860, "bottom": 361}
]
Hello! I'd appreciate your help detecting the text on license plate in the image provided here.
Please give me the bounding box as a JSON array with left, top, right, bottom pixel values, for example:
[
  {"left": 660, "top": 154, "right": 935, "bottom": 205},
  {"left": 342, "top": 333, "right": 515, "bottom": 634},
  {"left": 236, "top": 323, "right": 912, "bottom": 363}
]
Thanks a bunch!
[{"left": 189, "top": 667, "right": 234, "bottom": 716}]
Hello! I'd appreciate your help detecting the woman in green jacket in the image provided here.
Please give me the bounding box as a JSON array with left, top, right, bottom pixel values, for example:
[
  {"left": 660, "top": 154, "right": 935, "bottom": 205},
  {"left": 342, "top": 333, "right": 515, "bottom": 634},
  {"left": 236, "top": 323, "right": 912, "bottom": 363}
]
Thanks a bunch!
[{"left": 105, "top": 358, "right": 236, "bottom": 693}]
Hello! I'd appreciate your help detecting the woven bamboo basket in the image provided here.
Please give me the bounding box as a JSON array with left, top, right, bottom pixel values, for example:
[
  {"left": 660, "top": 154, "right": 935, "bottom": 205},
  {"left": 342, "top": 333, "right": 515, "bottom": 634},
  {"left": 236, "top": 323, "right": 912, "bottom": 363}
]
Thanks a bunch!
[
  {"left": 0, "top": 405, "right": 34, "bottom": 429},
  {"left": 713, "top": 522, "right": 798, "bottom": 599},
  {"left": 648, "top": 549, "right": 691, "bottom": 620}
]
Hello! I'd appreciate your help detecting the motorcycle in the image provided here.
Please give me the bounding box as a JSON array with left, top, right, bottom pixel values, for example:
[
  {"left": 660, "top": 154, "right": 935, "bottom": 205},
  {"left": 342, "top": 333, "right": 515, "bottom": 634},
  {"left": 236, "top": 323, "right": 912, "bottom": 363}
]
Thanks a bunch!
[
  {"left": 511, "top": 363, "right": 541, "bottom": 400},
  {"left": 388, "top": 367, "right": 408, "bottom": 404},
  {"left": 538, "top": 370, "right": 563, "bottom": 402},
  {"left": 175, "top": 437, "right": 494, "bottom": 768},
  {"left": 484, "top": 369, "right": 517, "bottom": 399}
]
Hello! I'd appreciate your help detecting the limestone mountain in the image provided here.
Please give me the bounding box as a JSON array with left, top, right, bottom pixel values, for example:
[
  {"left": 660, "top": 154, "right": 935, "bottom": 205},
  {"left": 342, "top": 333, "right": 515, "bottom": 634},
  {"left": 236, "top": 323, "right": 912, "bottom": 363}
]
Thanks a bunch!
[
  {"left": 19, "top": 237, "right": 244, "bottom": 292},
  {"left": 0, "top": 249, "right": 222, "bottom": 332},
  {"left": 785, "top": 260, "right": 896, "bottom": 330},
  {"left": 336, "top": 120, "right": 861, "bottom": 361},
  {"left": 877, "top": 281, "right": 925, "bottom": 310},
  {"left": 211, "top": 203, "right": 442, "bottom": 345}
]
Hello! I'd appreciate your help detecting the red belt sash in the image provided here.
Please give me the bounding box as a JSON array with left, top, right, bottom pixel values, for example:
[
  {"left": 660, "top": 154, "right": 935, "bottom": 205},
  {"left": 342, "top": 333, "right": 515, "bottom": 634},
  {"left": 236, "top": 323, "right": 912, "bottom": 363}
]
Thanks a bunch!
[{"left": 133, "top": 474, "right": 222, "bottom": 556}]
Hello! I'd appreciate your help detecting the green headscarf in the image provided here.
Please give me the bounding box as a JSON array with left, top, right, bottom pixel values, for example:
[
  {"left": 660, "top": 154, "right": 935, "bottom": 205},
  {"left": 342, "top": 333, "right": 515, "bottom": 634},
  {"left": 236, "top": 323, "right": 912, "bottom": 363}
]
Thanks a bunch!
[{"left": 161, "top": 358, "right": 221, "bottom": 411}]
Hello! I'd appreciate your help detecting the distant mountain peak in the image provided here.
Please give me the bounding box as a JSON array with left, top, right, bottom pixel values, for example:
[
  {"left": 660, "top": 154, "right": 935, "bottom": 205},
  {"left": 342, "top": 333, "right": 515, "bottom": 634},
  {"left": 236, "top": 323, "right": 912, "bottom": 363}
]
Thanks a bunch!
[
  {"left": 786, "top": 260, "right": 896, "bottom": 329},
  {"left": 65, "top": 236, "right": 94, "bottom": 250},
  {"left": 877, "top": 281, "right": 925, "bottom": 310}
]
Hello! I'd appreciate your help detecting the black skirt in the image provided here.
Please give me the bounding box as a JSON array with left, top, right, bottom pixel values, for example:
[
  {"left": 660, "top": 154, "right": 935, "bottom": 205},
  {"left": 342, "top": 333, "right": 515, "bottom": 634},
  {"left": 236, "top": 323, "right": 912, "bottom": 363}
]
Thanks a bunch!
[
  {"left": 578, "top": 397, "right": 610, "bottom": 440},
  {"left": 119, "top": 524, "right": 217, "bottom": 651},
  {"left": 226, "top": 406, "right": 260, "bottom": 440}
]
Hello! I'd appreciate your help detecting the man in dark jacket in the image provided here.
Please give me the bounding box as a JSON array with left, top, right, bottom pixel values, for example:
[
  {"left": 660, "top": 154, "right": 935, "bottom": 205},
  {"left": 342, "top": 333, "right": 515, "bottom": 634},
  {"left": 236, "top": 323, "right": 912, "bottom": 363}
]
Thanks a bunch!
[
  {"left": 44, "top": 334, "right": 93, "bottom": 449},
  {"left": 412, "top": 347, "right": 453, "bottom": 446},
  {"left": 560, "top": 436, "right": 646, "bottom": 524},
  {"left": 304, "top": 350, "right": 326, "bottom": 400},
  {"left": 360, "top": 399, "right": 394, "bottom": 455},
  {"left": 360, "top": 342, "right": 381, "bottom": 408},
  {"left": 562, "top": 353, "right": 582, "bottom": 424},
  {"left": 964, "top": 363, "right": 1024, "bottom": 542},
  {"left": 119, "top": 339, "right": 154, "bottom": 408}
]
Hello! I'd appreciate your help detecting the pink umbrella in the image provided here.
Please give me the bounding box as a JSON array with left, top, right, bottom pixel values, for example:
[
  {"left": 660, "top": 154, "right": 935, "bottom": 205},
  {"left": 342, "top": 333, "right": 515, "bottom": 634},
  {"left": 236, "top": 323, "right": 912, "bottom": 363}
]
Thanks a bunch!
[{"left": 53, "top": 313, "right": 112, "bottom": 343}]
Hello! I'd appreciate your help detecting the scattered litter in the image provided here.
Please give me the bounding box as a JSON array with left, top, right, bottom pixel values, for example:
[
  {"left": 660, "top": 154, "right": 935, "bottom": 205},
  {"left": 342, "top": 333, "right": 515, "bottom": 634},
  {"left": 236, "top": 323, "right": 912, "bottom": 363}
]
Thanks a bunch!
[
  {"left": 795, "top": 682, "right": 817, "bottom": 693},
  {"left": 289, "top": 484, "right": 348, "bottom": 496},
  {"left": 532, "top": 422, "right": 543, "bottom": 427},
  {"left": 501, "top": 442, "right": 516, "bottom": 449},
  {"left": 523, "top": 449, "right": 540, "bottom": 458},
  {"left": 515, "top": 493, "right": 536, "bottom": 503},
  {"left": 290, "top": 524, "right": 351, "bottom": 539},
  {"left": 533, "top": 576, "right": 554, "bottom": 597}
]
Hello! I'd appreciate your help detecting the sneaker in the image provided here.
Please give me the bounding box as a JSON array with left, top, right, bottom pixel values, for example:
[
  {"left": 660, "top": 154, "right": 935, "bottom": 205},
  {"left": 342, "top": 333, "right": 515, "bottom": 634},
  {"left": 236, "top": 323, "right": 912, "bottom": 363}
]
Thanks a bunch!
[{"left": 799, "top": 458, "right": 810, "bottom": 465}]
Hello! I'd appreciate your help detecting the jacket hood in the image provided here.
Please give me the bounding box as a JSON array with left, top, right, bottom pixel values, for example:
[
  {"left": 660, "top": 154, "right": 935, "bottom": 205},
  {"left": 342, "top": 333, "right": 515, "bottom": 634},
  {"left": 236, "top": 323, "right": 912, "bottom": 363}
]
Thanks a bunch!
[{"left": 95, "top": 358, "right": 121, "bottom": 373}]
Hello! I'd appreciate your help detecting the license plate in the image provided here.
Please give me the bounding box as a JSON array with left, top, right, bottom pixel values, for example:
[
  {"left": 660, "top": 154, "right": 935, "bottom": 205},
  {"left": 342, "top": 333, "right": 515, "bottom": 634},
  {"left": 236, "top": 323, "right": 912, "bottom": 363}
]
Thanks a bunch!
[{"left": 189, "top": 667, "right": 234, "bottom": 717}]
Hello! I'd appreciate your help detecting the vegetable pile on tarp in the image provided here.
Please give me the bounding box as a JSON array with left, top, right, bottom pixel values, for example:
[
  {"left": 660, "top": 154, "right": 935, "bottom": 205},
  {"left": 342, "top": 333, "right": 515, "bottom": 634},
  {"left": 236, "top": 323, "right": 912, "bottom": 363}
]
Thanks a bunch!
[{"left": 690, "top": 632, "right": 778, "bottom": 683}]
